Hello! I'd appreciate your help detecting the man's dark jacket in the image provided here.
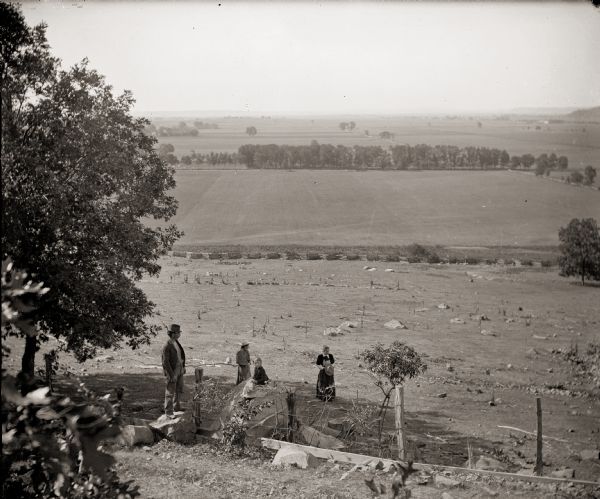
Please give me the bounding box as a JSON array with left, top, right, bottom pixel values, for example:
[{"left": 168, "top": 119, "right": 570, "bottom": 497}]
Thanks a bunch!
[{"left": 162, "top": 339, "right": 186, "bottom": 381}]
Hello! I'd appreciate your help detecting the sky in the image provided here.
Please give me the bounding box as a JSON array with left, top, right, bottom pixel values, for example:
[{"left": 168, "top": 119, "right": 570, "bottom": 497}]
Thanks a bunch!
[{"left": 20, "top": 1, "right": 600, "bottom": 115}]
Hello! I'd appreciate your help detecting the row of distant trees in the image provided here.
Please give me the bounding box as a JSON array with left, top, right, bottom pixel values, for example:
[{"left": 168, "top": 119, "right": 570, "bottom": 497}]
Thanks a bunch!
[
  {"left": 236, "top": 141, "right": 567, "bottom": 171},
  {"left": 158, "top": 143, "right": 239, "bottom": 166},
  {"left": 145, "top": 120, "right": 219, "bottom": 137},
  {"left": 563, "top": 166, "right": 597, "bottom": 186}
]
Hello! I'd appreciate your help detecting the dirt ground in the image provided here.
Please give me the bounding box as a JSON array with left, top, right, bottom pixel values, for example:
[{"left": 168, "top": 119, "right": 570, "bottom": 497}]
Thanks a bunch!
[{"left": 5, "top": 256, "right": 599, "bottom": 496}]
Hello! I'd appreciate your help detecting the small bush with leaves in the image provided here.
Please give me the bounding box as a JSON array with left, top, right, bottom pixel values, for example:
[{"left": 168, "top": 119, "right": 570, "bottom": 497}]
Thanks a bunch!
[
  {"left": 541, "top": 259, "right": 554, "bottom": 268},
  {"left": 448, "top": 256, "right": 459, "bottom": 264},
  {"left": 521, "top": 259, "right": 534, "bottom": 266},
  {"left": 247, "top": 252, "right": 262, "bottom": 259},
  {"left": 208, "top": 252, "right": 223, "bottom": 260},
  {"left": 227, "top": 251, "right": 242, "bottom": 260},
  {"left": 189, "top": 252, "right": 204, "bottom": 259},
  {"left": 266, "top": 252, "right": 281, "bottom": 259},
  {"left": 346, "top": 254, "right": 361, "bottom": 261},
  {"left": 326, "top": 253, "right": 342, "bottom": 260},
  {"left": 285, "top": 251, "right": 301, "bottom": 260},
  {"left": 385, "top": 254, "right": 400, "bottom": 262},
  {"left": 427, "top": 254, "right": 441, "bottom": 264},
  {"left": 465, "top": 257, "right": 481, "bottom": 265},
  {"left": 172, "top": 251, "right": 187, "bottom": 258},
  {"left": 306, "top": 253, "right": 321, "bottom": 260},
  {"left": 366, "top": 253, "right": 380, "bottom": 261},
  {"left": 342, "top": 400, "right": 378, "bottom": 439}
]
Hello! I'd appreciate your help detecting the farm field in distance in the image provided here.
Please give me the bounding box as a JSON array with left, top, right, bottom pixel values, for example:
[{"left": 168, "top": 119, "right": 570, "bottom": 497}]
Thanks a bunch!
[
  {"left": 168, "top": 169, "right": 599, "bottom": 249},
  {"left": 154, "top": 115, "right": 600, "bottom": 169}
]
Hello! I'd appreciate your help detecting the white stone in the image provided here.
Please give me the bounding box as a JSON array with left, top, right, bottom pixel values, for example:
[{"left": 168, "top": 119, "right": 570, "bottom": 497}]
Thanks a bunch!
[
  {"left": 434, "top": 475, "right": 460, "bottom": 487},
  {"left": 384, "top": 319, "right": 407, "bottom": 330},
  {"left": 119, "top": 425, "right": 154, "bottom": 446},
  {"left": 150, "top": 412, "right": 196, "bottom": 444},
  {"left": 272, "top": 447, "right": 316, "bottom": 469}
]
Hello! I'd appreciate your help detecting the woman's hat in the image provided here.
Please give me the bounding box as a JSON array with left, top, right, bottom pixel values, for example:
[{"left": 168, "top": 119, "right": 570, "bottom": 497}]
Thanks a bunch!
[
  {"left": 168, "top": 324, "right": 181, "bottom": 334},
  {"left": 240, "top": 341, "right": 249, "bottom": 347}
]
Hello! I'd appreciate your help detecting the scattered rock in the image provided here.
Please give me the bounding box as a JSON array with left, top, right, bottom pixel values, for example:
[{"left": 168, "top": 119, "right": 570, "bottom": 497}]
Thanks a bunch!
[
  {"left": 506, "top": 364, "right": 512, "bottom": 370},
  {"left": 437, "top": 303, "right": 450, "bottom": 310},
  {"left": 480, "top": 330, "right": 496, "bottom": 336},
  {"left": 415, "top": 307, "right": 429, "bottom": 312},
  {"left": 384, "top": 319, "right": 408, "bottom": 330},
  {"left": 474, "top": 456, "right": 508, "bottom": 472},
  {"left": 474, "top": 314, "right": 490, "bottom": 321},
  {"left": 95, "top": 354, "right": 115, "bottom": 362},
  {"left": 517, "top": 468, "right": 534, "bottom": 476},
  {"left": 224, "top": 356, "right": 232, "bottom": 364},
  {"left": 149, "top": 413, "right": 196, "bottom": 444},
  {"left": 323, "top": 327, "right": 343, "bottom": 337},
  {"left": 437, "top": 393, "right": 447, "bottom": 398},
  {"left": 384, "top": 268, "right": 395, "bottom": 273},
  {"left": 435, "top": 475, "right": 460, "bottom": 487},
  {"left": 450, "top": 318, "right": 465, "bottom": 324},
  {"left": 446, "top": 364, "right": 454, "bottom": 372},
  {"left": 118, "top": 425, "right": 155, "bottom": 446},
  {"left": 550, "top": 468, "right": 575, "bottom": 479},
  {"left": 505, "top": 318, "right": 515, "bottom": 323},
  {"left": 580, "top": 449, "right": 600, "bottom": 461},
  {"left": 441, "top": 493, "right": 455, "bottom": 499},
  {"left": 272, "top": 448, "right": 317, "bottom": 469},
  {"left": 525, "top": 348, "right": 538, "bottom": 357},
  {"left": 481, "top": 486, "right": 499, "bottom": 497},
  {"left": 338, "top": 320, "right": 359, "bottom": 332},
  {"left": 533, "top": 335, "right": 548, "bottom": 340}
]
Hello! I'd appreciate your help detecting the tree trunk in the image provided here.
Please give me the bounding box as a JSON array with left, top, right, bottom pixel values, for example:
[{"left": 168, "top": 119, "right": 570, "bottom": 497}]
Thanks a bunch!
[{"left": 21, "top": 335, "right": 37, "bottom": 379}]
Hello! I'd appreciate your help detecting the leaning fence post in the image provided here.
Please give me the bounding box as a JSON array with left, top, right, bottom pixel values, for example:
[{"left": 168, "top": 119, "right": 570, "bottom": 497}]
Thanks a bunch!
[
  {"left": 44, "top": 353, "right": 53, "bottom": 392},
  {"left": 535, "top": 397, "right": 543, "bottom": 476}
]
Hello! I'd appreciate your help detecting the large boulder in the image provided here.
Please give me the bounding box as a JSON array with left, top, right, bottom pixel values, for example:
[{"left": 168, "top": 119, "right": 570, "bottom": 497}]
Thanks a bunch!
[
  {"left": 150, "top": 412, "right": 196, "bottom": 444},
  {"left": 299, "top": 424, "right": 345, "bottom": 450},
  {"left": 219, "top": 383, "right": 291, "bottom": 444},
  {"left": 473, "top": 456, "right": 508, "bottom": 472}
]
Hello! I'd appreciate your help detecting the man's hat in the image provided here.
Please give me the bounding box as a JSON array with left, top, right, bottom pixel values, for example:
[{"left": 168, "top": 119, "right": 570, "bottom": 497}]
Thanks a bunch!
[
  {"left": 240, "top": 341, "right": 249, "bottom": 347},
  {"left": 168, "top": 324, "right": 181, "bottom": 334}
]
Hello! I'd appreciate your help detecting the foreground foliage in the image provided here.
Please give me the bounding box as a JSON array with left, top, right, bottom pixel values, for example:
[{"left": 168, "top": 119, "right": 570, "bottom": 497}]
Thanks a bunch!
[{"left": 2, "top": 259, "right": 137, "bottom": 498}]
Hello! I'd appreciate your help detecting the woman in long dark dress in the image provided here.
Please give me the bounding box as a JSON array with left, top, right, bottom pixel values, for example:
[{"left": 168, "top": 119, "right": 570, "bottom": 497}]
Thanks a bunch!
[{"left": 316, "top": 345, "right": 335, "bottom": 401}]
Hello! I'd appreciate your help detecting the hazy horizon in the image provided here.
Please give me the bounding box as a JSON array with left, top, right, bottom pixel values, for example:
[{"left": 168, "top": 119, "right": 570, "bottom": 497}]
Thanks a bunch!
[{"left": 21, "top": 1, "right": 600, "bottom": 115}]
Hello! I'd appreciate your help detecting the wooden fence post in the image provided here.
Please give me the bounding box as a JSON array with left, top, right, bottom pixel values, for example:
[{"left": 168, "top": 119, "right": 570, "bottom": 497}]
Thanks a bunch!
[
  {"left": 44, "top": 353, "right": 53, "bottom": 392},
  {"left": 192, "top": 367, "right": 204, "bottom": 426},
  {"left": 394, "top": 385, "right": 406, "bottom": 461},
  {"left": 286, "top": 391, "right": 297, "bottom": 443},
  {"left": 535, "top": 397, "right": 543, "bottom": 476}
]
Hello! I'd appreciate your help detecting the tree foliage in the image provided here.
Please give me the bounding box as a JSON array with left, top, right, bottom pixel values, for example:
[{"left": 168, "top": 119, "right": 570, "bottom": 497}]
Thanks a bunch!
[
  {"left": 245, "top": 126, "right": 257, "bottom": 136},
  {"left": 558, "top": 218, "right": 600, "bottom": 285},
  {"left": 1, "top": 3, "right": 182, "bottom": 371},
  {"left": 361, "top": 341, "right": 427, "bottom": 389},
  {"left": 1, "top": 259, "right": 139, "bottom": 498},
  {"left": 584, "top": 165, "right": 597, "bottom": 186}
]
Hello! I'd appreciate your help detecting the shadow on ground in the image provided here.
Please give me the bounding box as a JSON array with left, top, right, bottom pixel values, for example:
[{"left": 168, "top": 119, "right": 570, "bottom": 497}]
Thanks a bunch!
[{"left": 55, "top": 371, "right": 500, "bottom": 468}]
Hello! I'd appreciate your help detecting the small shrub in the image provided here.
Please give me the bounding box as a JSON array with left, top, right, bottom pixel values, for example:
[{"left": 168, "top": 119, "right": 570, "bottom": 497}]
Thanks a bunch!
[
  {"left": 366, "top": 253, "right": 380, "bottom": 261},
  {"left": 346, "top": 253, "right": 361, "bottom": 261},
  {"left": 285, "top": 251, "right": 301, "bottom": 260},
  {"left": 465, "top": 257, "right": 481, "bottom": 265},
  {"left": 485, "top": 258, "right": 497, "bottom": 265},
  {"left": 504, "top": 258, "right": 515, "bottom": 266},
  {"left": 266, "top": 252, "right": 281, "bottom": 259},
  {"left": 306, "top": 253, "right": 322, "bottom": 260},
  {"left": 448, "top": 256, "right": 459, "bottom": 264},
  {"left": 189, "top": 252, "right": 204, "bottom": 259},
  {"left": 208, "top": 252, "right": 223, "bottom": 260},
  {"left": 247, "top": 252, "right": 262, "bottom": 259},
  {"left": 406, "top": 243, "right": 429, "bottom": 259},
  {"left": 521, "top": 259, "right": 534, "bottom": 266},
  {"left": 541, "top": 259, "right": 554, "bottom": 268},
  {"left": 227, "top": 251, "right": 242, "bottom": 260},
  {"left": 407, "top": 256, "right": 421, "bottom": 264},
  {"left": 326, "top": 253, "right": 342, "bottom": 260},
  {"left": 385, "top": 254, "right": 400, "bottom": 262},
  {"left": 172, "top": 251, "right": 187, "bottom": 258}
]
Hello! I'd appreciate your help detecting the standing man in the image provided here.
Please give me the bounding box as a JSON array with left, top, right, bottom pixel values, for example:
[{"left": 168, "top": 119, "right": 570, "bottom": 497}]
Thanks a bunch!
[
  {"left": 162, "top": 324, "right": 186, "bottom": 416},
  {"left": 236, "top": 341, "right": 251, "bottom": 385}
]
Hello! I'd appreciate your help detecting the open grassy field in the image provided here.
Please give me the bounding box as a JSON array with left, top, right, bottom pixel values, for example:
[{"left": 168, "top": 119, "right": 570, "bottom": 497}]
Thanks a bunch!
[
  {"left": 168, "top": 169, "right": 599, "bottom": 249},
  {"left": 154, "top": 116, "right": 600, "bottom": 169}
]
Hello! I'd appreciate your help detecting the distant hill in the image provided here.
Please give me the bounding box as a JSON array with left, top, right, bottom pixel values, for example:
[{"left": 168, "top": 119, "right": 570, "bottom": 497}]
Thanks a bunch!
[{"left": 564, "top": 106, "right": 600, "bottom": 123}]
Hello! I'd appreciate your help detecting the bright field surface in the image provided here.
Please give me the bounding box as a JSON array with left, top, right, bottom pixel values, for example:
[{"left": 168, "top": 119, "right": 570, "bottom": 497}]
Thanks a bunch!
[
  {"left": 170, "top": 170, "right": 600, "bottom": 247},
  {"left": 155, "top": 116, "right": 600, "bottom": 169}
]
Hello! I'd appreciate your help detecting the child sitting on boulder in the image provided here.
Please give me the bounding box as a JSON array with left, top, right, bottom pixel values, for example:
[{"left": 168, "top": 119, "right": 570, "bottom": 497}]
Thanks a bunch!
[{"left": 252, "top": 357, "right": 269, "bottom": 385}]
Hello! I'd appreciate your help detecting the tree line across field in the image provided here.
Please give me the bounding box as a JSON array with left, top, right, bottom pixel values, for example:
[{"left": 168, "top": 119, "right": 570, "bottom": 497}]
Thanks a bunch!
[{"left": 158, "top": 141, "right": 597, "bottom": 185}]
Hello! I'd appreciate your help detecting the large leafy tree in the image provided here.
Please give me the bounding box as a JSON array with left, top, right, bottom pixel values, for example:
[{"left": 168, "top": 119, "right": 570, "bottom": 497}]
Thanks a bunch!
[
  {"left": 1, "top": 3, "right": 182, "bottom": 376},
  {"left": 558, "top": 218, "right": 600, "bottom": 285}
]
